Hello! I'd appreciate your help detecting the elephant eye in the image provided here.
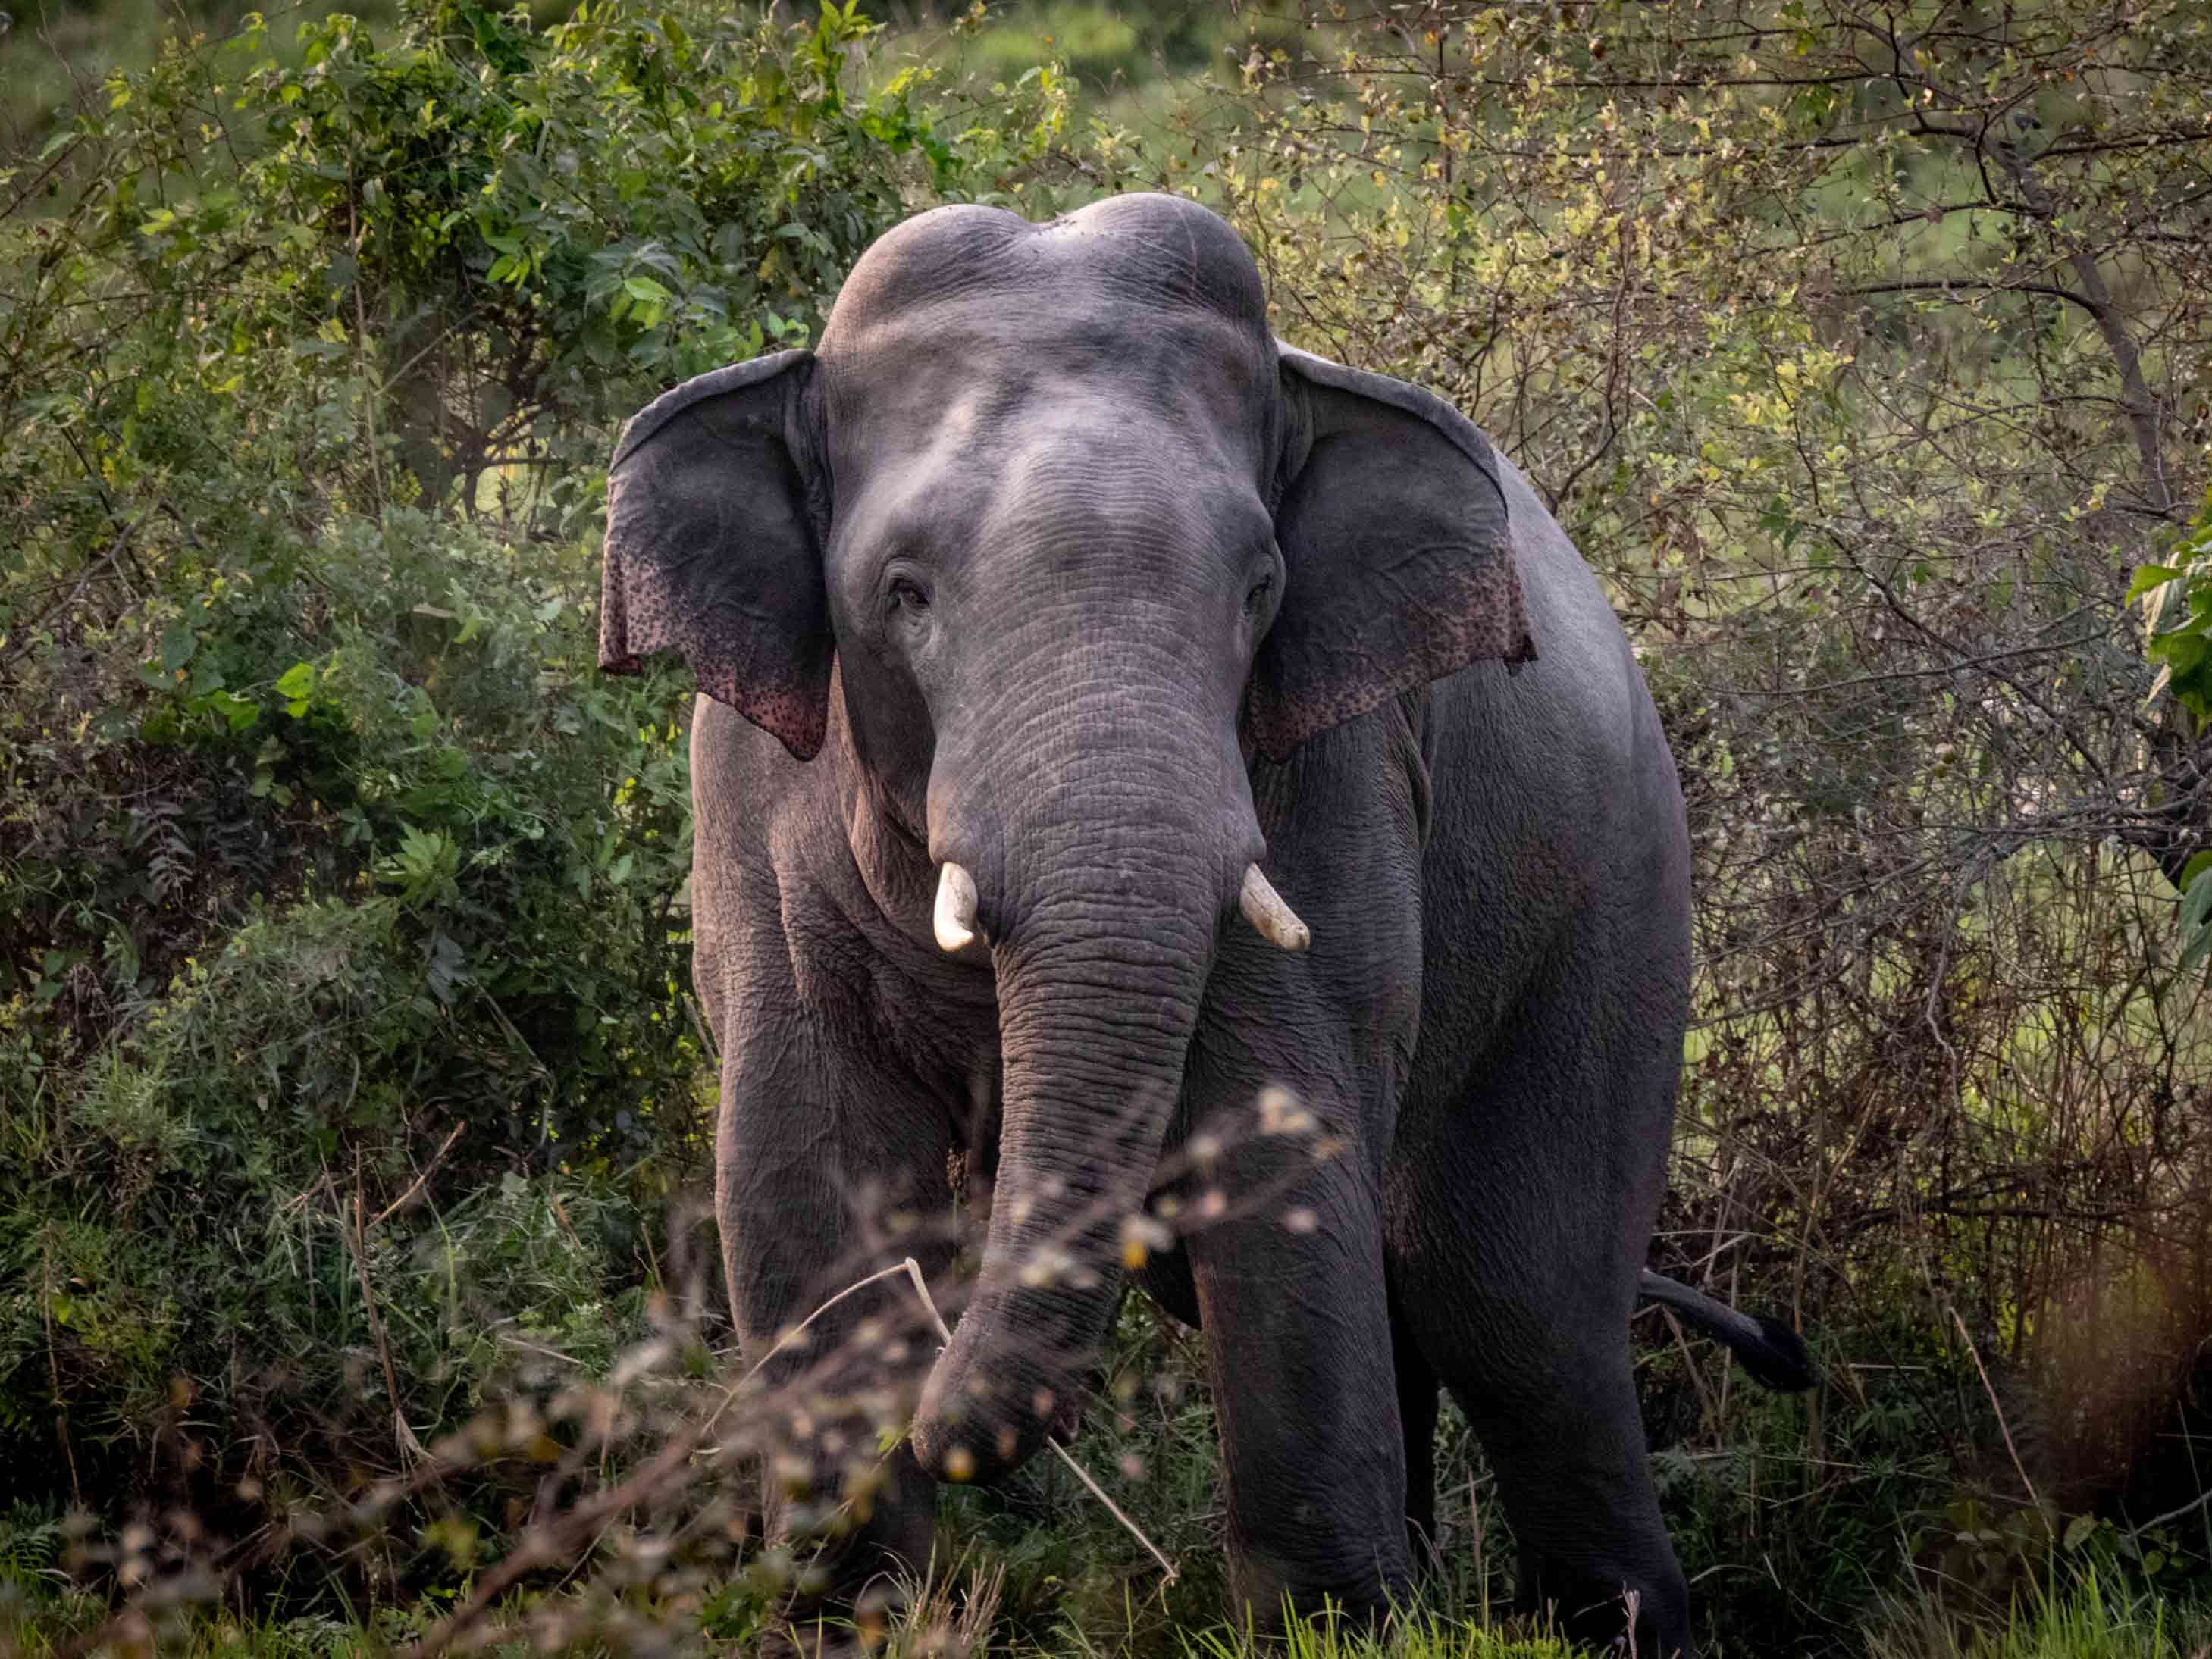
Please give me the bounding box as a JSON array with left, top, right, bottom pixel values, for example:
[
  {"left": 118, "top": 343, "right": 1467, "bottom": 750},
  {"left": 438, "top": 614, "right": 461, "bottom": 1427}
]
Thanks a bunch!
[
  {"left": 887, "top": 575, "right": 930, "bottom": 615},
  {"left": 1244, "top": 573, "right": 1276, "bottom": 615}
]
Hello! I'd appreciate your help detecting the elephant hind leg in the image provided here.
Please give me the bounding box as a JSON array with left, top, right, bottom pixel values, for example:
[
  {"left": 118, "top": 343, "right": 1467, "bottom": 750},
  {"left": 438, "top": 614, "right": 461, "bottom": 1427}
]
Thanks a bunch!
[
  {"left": 1389, "top": 955, "right": 1693, "bottom": 1651},
  {"left": 1390, "top": 1287, "right": 1440, "bottom": 1574},
  {"left": 1389, "top": 1154, "right": 1693, "bottom": 1652},
  {"left": 1446, "top": 1348, "right": 1689, "bottom": 1656}
]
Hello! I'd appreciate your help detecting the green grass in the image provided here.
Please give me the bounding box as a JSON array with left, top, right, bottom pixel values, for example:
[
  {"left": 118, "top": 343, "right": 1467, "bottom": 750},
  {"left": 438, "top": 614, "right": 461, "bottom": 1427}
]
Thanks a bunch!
[
  {"left": 4, "top": 1566, "right": 2202, "bottom": 1657},
  {"left": 1865, "top": 1572, "right": 2212, "bottom": 1659},
  {"left": 1180, "top": 1607, "right": 1575, "bottom": 1659}
]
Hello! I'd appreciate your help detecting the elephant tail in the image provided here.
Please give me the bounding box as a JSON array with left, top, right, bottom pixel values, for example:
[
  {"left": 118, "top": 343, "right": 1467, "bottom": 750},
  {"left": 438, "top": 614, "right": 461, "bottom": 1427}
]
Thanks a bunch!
[{"left": 1637, "top": 1270, "right": 1818, "bottom": 1392}]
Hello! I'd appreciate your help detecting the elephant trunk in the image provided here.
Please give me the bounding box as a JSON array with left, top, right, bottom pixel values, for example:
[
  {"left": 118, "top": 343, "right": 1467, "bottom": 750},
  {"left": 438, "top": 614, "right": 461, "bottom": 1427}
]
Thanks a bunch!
[{"left": 910, "top": 705, "right": 1238, "bottom": 1485}]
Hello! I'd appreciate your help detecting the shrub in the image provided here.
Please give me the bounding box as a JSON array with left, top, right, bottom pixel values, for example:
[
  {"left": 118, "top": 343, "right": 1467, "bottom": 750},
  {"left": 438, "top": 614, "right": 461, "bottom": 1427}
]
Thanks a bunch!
[{"left": 0, "top": 0, "right": 1065, "bottom": 1522}]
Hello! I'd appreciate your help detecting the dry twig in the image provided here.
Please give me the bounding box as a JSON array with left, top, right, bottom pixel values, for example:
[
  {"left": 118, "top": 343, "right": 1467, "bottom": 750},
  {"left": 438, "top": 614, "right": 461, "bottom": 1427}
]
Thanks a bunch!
[{"left": 1947, "top": 1305, "right": 2041, "bottom": 1513}]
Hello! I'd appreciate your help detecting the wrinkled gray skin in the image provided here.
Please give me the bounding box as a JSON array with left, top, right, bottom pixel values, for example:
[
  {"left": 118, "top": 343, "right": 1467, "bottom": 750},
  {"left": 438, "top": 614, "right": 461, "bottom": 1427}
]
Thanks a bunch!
[{"left": 599, "top": 194, "right": 1809, "bottom": 1657}]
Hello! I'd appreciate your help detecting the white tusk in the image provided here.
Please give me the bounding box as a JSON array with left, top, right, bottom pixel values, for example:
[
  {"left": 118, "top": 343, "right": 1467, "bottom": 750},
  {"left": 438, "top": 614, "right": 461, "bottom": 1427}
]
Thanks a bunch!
[
  {"left": 1239, "top": 864, "right": 1311, "bottom": 953},
  {"left": 935, "top": 862, "right": 980, "bottom": 954}
]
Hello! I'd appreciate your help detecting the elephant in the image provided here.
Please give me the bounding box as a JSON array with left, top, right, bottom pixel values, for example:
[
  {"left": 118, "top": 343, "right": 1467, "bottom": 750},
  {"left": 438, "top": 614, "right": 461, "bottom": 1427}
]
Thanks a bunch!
[{"left": 597, "top": 191, "right": 1812, "bottom": 1656}]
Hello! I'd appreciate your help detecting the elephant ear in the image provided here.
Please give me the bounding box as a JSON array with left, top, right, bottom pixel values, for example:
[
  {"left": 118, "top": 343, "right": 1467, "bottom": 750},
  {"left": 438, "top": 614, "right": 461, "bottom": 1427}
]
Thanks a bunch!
[
  {"left": 599, "top": 349, "right": 832, "bottom": 760},
  {"left": 1251, "top": 344, "right": 1535, "bottom": 762}
]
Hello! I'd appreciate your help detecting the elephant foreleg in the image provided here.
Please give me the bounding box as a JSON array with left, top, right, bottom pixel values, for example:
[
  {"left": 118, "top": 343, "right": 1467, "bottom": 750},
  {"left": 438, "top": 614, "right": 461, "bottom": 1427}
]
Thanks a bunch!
[
  {"left": 713, "top": 978, "right": 954, "bottom": 1608},
  {"left": 1184, "top": 1143, "right": 1411, "bottom": 1626},
  {"left": 1168, "top": 999, "right": 1414, "bottom": 1630}
]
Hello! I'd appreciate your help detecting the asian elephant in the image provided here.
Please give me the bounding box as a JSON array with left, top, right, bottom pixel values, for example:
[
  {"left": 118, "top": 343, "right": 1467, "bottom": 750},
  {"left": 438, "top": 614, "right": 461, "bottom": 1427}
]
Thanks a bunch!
[{"left": 598, "top": 192, "right": 1811, "bottom": 1657}]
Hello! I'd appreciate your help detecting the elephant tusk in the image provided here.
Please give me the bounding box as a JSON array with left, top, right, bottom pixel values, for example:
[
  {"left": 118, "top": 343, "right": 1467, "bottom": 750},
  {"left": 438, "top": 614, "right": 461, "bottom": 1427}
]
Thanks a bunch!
[
  {"left": 1239, "top": 864, "right": 1311, "bottom": 953},
  {"left": 935, "top": 862, "right": 980, "bottom": 954}
]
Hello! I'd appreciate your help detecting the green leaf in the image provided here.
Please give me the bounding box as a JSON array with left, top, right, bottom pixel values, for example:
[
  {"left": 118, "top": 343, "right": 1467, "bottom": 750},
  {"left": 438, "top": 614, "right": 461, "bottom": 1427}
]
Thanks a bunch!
[
  {"left": 2179, "top": 867, "right": 2212, "bottom": 935},
  {"left": 2179, "top": 868, "right": 2212, "bottom": 970},
  {"left": 274, "top": 662, "right": 315, "bottom": 700},
  {"left": 2126, "top": 563, "right": 2184, "bottom": 603},
  {"left": 202, "top": 689, "right": 261, "bottom": 732},
  {"left": 2152, "top": 631, "right": 2209, "bottom": 676}
]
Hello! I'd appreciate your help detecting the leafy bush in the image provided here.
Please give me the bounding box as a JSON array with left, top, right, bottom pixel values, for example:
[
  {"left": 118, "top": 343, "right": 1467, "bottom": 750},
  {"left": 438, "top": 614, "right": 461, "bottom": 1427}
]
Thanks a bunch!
[{"left": 0, "top": 0, "right": 1064, "bottom": 1520}]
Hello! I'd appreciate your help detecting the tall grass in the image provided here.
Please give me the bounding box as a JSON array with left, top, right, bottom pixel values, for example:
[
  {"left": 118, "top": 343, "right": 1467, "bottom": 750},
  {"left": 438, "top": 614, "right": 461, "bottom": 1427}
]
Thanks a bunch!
[
  {"left": 1867, "top": 1573, "right": 2212, "bottom": 1659},
  {"left": 1180, "top": 1606, "right": 1575, "bottom": 1659}
]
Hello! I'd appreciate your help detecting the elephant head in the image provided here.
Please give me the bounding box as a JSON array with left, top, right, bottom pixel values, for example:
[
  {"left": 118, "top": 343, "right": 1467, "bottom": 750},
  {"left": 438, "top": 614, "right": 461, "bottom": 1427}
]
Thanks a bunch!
[{"left": 600, "top": 193, "right": 1531, "bottom": 1485}]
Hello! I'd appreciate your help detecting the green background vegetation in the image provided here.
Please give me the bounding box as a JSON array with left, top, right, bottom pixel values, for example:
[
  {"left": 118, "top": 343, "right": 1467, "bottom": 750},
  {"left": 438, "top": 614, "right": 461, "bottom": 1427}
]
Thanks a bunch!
[{"left": 4, "top": 1, "right": 2211, "bottom": 1654}]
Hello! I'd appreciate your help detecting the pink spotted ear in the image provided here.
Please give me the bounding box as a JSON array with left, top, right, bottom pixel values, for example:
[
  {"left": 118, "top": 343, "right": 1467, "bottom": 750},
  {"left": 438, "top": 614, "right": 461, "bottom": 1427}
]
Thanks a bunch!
[
  {"left": 1249, "top": 345, "right": 1535, "bottom": 762},
  {"left": 600, "top": 350, "right": 832, "bottom": 760}
]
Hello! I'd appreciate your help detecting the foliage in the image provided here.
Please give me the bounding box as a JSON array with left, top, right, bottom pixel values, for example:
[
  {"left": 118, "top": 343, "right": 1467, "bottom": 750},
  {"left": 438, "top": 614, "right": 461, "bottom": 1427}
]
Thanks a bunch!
[
  {"left": 2132, "top": 486, "right": 2212, "bottom": 966},
  {"left": 923, "top": 0, "right": 1299, "bottom": 95},
  {"left": 0, "top": 0, "right": 1061, "bottom": 1520},
  {"left": 0, "top": 0, "right": 399, "bottom": 146}
]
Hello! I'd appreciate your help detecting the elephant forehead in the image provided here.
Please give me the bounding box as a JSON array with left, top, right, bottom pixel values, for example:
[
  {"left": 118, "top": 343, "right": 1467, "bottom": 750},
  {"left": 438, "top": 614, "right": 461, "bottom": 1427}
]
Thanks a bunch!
[
  {"left": 816, "top": 198, "right": 1279, "bottom": 504},
  {"left": 828, "top": 390, "right": 1267, "bottom": 565},
  {"left": 826, "top": 302, "right": 1267, "bottom": 443}
]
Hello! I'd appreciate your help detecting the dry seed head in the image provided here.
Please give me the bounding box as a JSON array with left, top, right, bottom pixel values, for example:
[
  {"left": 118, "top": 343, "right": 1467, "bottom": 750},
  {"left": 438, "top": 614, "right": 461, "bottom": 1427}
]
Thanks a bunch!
[
  {"left": 1019, "top": 1245, "right": 1073, "bottom": 1288},
  {"left": 1122, "top": 1213, "right": 1173, "bottom": 1271},
  {"left": 1258, "top": 1086, "right": 1314, "bottom": 1135}
]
